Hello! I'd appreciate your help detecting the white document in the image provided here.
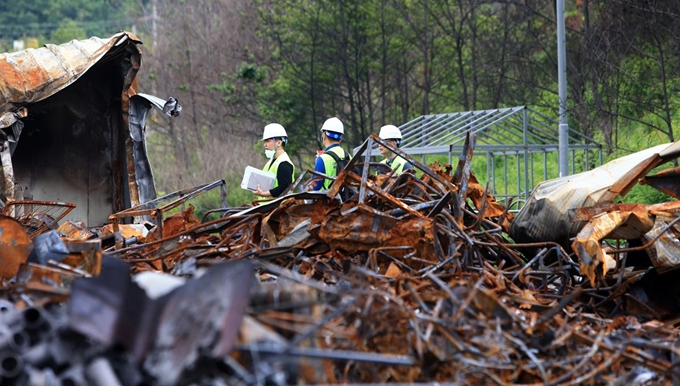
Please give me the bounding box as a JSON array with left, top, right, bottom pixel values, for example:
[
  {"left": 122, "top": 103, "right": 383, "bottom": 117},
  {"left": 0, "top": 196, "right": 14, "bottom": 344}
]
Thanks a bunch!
[{"left": 241, "top": 166, "right": 276, "bottom": 192}]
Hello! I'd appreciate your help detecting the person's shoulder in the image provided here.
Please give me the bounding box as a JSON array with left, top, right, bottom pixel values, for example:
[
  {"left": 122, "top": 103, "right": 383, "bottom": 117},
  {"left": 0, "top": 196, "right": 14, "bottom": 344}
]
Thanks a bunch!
[
  {"left": 331, "top": 146, "right": 350, "bottom": 157},
  {"left": 314, "top": 155, "right": 326, "bottom": 169}
]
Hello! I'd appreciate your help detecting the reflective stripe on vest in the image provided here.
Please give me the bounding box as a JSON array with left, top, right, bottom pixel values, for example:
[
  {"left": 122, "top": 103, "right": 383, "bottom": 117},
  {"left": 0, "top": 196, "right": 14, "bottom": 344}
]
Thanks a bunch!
[{"left": 320, "top": 146, "right": 348, "bottom": 190}]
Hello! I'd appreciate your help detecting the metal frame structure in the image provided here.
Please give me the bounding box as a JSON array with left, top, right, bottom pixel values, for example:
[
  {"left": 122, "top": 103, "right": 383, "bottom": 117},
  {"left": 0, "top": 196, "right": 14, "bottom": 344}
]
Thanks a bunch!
[
  {"left": 108, "top": 179, "right": 227, "bottom": 246},
  {"left": 375, "top": 106, "right": 603, "bottom": 209}
]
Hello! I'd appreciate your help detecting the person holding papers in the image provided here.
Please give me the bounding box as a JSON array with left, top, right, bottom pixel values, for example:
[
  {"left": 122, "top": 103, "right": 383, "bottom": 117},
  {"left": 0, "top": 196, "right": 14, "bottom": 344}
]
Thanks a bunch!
[{"left": 254, "top": 123, "right": 295, "bottom": 198}]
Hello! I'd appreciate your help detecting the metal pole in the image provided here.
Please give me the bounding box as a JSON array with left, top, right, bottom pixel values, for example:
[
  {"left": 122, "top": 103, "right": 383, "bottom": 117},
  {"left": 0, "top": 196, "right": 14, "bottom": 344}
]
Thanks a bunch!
[
  {"left": 557, "top": 0, "right": 569, "bottom": 177},
  {"left": 523, "top": 108, "right": 530, "bottom": 203}
]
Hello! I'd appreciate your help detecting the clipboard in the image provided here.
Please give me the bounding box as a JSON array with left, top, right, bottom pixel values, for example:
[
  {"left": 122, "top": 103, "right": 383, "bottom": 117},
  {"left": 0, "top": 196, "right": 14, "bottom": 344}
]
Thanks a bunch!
[{"left": 241, "top": 166, "right": 276, "bottom": 192}]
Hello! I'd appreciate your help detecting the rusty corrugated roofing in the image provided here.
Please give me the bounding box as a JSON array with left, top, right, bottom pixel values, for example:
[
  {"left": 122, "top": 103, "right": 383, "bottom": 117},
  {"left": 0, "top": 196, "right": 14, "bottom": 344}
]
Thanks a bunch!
[{"left": 0, "top": 31, "right": 141, "bottom": 114}]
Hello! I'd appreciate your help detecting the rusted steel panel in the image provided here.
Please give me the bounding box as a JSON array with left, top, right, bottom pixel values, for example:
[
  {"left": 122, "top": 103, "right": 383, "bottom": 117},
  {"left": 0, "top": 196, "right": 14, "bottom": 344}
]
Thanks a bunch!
[
  {"left": 570, "top": 199, "right": 680, "bottom": 285},
  {"left": 0, "top": 33, "right": 141, "bottom": 115},
  {"left": 15, "top": 262, "right": 79, "bottom": 297},
  {"left": 640, "top": 165, "right": 680, "bottom": 199},
  {"left": 573, "top": 209, "right": 655, "bottom": 285},
  {"left": 57, "top": 220, "right": 97, "bottom": 240},
  {"left": 0, "top": 215, "right": 32, "bottom": 279},
  {"left": 310, "top": 205, "right": 437, "bottom": 262}
]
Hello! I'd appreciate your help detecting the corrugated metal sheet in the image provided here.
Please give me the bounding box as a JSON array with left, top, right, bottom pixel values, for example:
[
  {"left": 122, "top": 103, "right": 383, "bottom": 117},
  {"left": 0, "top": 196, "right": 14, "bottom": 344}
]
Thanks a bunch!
[
  {"left": 0, "top": 31, "right": 156, "bottom": 226},
  {"left": 0, "top": 32, "right": 141, "bottom": 115},
  {"left": 511, "top": 142, "right": 680, "bottom": 248}
]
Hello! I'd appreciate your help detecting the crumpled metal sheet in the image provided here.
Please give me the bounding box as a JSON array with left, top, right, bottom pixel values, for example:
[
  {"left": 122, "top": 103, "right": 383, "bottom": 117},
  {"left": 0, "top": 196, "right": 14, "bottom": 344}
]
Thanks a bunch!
[
  {"left": 68, "top": 256, "right": 253, "bottom": 382},
  {"left": 310, "top": 204, "right": 437, "bottom": 261},
  {"left": 129, "top": 94, "right": 183, "bottom": 205},
  {"left": 144, "top": 259, "right": 254, "bottom": 385},
  {"left": 0, "top": 32, "right": 141, "bottom": 115},
  {"left": 572, "top": 208, "right": 655, "bottom": 285},
  {"left": 0, "top": 107, "right": 27, "bottom": 130},
  {"left": 640, "top": 165, "right": 680, "bottom": 199},
  {"left": 511, "top": 142, "right": 680, "bottom": 248},
  {"left": 262, "top": 197, "right": 321, "bottom": 249},
  {"left": 570, "top": 200, "right": 680, "bottom": 284},
  {"left": 642, "top": 216, "right": 680, "bottom": 269}
]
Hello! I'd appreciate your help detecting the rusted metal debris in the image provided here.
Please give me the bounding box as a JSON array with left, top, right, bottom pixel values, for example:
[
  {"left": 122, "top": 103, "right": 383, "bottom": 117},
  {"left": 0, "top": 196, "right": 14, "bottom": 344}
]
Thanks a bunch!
[{"left": 2, "top": 134, "right": 680, "bottom": 384}]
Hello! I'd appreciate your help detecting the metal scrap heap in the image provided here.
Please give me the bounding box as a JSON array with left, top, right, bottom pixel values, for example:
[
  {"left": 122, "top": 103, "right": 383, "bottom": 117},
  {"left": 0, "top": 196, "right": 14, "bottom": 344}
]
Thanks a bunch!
[{"left": 1, "top": 133, "right": 680, "bottom": 385}]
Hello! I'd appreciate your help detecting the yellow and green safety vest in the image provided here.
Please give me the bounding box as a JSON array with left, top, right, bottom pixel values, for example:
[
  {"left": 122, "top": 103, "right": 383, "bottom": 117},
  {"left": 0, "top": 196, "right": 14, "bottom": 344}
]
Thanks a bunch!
[
  {"left": 381, "top": 154, "right": 408, "bottom": 174},
  {"left": 259, "top": 151, "right": 295, "bottom": 199},
  {"left": 320, "top": 146, "right": 349, "bottom": 190}
]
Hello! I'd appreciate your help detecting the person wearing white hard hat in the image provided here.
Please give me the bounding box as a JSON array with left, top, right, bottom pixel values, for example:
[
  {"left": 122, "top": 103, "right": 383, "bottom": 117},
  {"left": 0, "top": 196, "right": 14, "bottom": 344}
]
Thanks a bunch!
[
  {"left": 255, "top": 123, "right": 295, "bottom": 198},
  {"left": 309, "top": 116, "right": 351, "bottom": 191},
  {"left": 378, "top": 124, "right": 413, "bottom": 174}
]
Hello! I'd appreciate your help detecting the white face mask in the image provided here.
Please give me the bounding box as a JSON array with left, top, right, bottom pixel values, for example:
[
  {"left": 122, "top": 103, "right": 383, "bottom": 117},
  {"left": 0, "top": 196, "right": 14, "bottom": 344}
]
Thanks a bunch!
[{"left": 265, "top": 149, "right": 276, "bottom": 159}]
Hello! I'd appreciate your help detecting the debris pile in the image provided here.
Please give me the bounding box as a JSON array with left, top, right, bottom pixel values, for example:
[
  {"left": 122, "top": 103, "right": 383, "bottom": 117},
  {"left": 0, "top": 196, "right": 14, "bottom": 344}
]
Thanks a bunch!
[{"left": 2, "top": 134, "right": 680, "bottom": 384}]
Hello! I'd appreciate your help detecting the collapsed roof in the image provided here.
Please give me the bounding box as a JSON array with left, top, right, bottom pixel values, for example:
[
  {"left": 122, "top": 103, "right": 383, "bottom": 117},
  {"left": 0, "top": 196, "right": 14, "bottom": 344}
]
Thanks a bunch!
[{"left": 0, "top": 32, "right": 179, "bottom": 226}]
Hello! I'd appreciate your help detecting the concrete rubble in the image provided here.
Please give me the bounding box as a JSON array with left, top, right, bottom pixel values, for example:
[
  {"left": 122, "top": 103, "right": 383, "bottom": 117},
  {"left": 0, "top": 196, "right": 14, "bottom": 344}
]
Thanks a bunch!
[{"left": 1, "top": 133, "right": 680, "bottom": 385}]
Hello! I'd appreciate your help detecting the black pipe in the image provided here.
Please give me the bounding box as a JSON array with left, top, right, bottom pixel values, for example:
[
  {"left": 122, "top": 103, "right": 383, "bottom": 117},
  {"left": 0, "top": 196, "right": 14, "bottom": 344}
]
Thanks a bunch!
[
  {"left": 59, "top": 365, "right": 87, "bottom": 386},
  {"left": 21, "top": 307, "right": 48, "bottom": 330},
  {"left": 0, "top": 326, "right": 27, "bottom": 353},
  {"left": 0, "top": 350, "right": 23, "bottom": 379},
  {"left": 4, "top": 329, "right": 29, "bottom": 353}
]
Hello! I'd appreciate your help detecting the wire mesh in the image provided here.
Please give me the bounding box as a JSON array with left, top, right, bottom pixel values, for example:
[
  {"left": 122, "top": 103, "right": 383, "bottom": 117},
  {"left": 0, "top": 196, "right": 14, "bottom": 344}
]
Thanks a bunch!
[{"left": 2, "top": 200, "right": 76, "bottom": 238}]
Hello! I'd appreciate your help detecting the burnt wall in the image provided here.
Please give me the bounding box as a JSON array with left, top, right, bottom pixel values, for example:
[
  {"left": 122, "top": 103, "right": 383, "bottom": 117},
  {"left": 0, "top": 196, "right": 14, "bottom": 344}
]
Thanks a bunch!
[{"left": 12, "top": 60, "right": 125, "bottom": 226}]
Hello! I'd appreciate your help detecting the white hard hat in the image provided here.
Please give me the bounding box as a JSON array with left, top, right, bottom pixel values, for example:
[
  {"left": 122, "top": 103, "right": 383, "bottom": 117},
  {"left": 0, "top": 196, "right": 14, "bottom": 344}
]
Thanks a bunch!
[
  {"left": 320, "top": 117, "right": 344, "bottom": 135},
  {"left": 378, "top": 125, "right": 402, "bottom": 140},
  {"left": 262, "top": 123, "right": 288, "bottom": 141}
]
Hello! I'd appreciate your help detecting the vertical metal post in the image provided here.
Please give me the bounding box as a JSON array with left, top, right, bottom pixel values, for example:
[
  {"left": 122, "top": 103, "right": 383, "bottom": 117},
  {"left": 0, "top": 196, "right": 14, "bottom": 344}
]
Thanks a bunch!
[
  {"left": 486, "top": 150, "right": 491, "bottom": 191},
  {"left": 557, "top": 0, "right": 569, "bottom": 177},
  {"left": 220, "top": 181, "right": 228, "bottom": 208},
  {"left": 359, "top": 137, "right": 374, "bottom": 204},
  {"left": 598, "top": 147, "right": 603, "bottom": 166},
  {"left": 529, "top": 152, "right": 534, "bottom": 202},
  {"left": 515, "top": 153, "right": 520, "bottom": 204},
  {"left": 523, "top": 108, "right": 530, "bottom": 202},
  {"left": 503, "top": 154, "right": 508, "bottom": 197},
  {"left": 491, "top": 153, "right": 496, "bottom": 194}
]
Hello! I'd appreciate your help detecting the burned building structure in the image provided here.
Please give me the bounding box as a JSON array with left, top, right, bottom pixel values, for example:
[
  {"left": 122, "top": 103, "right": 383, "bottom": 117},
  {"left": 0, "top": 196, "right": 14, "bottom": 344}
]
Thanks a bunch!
[{"left": 0, "top": 32, "right": 178, "bottom": 226}]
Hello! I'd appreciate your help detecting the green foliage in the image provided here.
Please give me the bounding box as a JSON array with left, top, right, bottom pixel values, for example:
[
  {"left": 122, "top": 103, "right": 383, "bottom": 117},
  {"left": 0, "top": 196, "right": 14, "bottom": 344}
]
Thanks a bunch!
[
  {"left": 50, "top": 19, "right": 86, "bottom": 44},
  {"left": 0, "top": 0, "right": 140, "bottom": 46},
  {"left": 237, "top": 64, "right": 265, "bottom": 83}
]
